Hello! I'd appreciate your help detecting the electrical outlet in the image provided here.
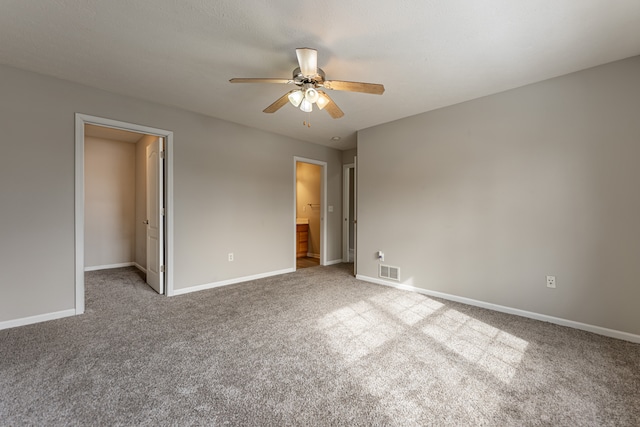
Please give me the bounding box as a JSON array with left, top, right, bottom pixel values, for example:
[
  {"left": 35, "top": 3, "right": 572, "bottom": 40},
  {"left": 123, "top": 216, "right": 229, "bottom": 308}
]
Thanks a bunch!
[
  {"left": 228, "top": 253, "right": 234, "bottom": 262},
  {"left": 546, "top": 275, "right": 556, "bottom": 288}
]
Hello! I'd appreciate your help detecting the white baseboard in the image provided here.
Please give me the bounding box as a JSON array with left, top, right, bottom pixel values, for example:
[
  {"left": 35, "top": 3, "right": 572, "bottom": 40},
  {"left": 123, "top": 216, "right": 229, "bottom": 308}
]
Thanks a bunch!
[
  {"left": 85, "top": 262, "right": 135, "bottom": 272},
  {"left": 325, "top": 258, "right": 344, "bottom": 266},
  {"left": 356, "top": 274, "right": 640, "bottom": 344},
  {"left": 342, "top": 251, "right": 355, "bottom": 263},
  {"left": 133, "top": 263, "right": 147, "bottom": 274},
  {"left": 173, "top": 268, "right": 295, "bottom": 296},
  {"left": 0, "top": 309, "right": 76, "bottom": 331}
]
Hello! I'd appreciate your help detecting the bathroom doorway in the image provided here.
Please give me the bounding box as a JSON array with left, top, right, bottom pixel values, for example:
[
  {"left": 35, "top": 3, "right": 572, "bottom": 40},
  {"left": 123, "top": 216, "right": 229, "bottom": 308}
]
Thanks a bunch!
[{"left": 294, "top": 157, "right": 327, "bottom": 270}]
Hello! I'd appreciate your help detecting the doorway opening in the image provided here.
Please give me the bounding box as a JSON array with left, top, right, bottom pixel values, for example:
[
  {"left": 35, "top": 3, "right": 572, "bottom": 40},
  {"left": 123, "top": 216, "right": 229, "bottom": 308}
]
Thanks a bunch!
[
  {"left": 75, "top": 114, "right": 174, "bottom": 315},
  {"left": 294, "top": 157, "right": 327, "bottom": 270},
  {"left": 342, "top": 162, "right": 356, "bottom": 275}
]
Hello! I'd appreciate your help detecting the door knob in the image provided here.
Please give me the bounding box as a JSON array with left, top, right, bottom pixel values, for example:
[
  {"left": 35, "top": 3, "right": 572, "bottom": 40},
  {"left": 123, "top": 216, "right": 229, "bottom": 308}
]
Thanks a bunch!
[{"left": 143, "top": 220, "right": 149, "bottom": 224}]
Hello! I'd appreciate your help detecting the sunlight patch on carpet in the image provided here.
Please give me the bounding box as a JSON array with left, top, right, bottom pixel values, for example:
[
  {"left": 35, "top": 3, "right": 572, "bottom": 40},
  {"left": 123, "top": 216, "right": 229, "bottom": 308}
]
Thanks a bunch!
[
  {"left": 368, "top": 290, "right": 445, "bottom": 326},
  {"left": 316, "top": 301, "right": 399, "bottom": 363},
  {"left": 422, "top": 308, "right": 528, "bottom": 383}
]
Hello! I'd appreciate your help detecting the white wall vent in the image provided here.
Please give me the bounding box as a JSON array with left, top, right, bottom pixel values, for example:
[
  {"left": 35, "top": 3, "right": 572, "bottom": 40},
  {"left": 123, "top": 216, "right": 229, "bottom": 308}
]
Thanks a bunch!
[{"left": 379, "top": 264, "right": 400, "bottom": 281}]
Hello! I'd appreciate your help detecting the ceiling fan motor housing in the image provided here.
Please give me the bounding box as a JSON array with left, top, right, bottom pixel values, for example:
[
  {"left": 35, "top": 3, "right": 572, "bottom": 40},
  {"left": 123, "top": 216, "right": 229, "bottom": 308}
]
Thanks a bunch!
[{"left": 293, "top": 67, "right": 325, "bottom": 87}]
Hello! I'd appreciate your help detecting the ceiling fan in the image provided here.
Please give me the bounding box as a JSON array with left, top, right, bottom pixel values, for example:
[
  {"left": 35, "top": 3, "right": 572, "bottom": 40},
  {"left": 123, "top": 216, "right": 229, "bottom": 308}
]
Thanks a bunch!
[{"left": 230, "top": 48, "right": 385, "bottom": 120}]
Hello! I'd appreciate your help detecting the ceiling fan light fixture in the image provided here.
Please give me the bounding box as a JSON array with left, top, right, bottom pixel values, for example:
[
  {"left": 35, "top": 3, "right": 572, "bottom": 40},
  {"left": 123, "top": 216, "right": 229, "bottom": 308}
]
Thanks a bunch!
[
  {"left": 304, "top": 87, "right": 319, "bottom": 103},
  {"left": 316, "top": 93, "right": 330, "bottom": 110},
  {"left": 230, "top": 47, "right": 384, "bottom": 120},
  {"left": 300, "top": 98, "right": 313, "bottom": 113},
  {"left": 288, "top": 90, "right": 304, "bottom": 107}
]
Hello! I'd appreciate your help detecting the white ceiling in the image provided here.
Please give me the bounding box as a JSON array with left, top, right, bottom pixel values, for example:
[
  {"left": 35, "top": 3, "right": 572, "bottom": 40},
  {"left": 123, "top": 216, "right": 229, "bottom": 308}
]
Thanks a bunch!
[{"left": 2, "top": 1, "right": 640, "bottom": 150}]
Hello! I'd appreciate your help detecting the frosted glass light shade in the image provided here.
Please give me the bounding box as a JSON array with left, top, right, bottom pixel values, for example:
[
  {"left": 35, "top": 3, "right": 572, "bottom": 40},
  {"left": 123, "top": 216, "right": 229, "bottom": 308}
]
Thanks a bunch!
[
  {"left": 316, "top": 93, "right": 330, "bottom": 110},
  {"left": 288, "top": 90, "right": 304, "bottom": 107},
  {"left": 304, "top": 87, "right": 319, "bottom": 103},
  {"left": 300, "top": 98, "right": 313, "bottom": 112}
]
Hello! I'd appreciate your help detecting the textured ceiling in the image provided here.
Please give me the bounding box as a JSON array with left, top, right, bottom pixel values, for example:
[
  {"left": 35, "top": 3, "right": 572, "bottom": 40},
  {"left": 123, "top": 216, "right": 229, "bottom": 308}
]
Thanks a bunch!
[{"left": 2, "top": 1, "right": 640, "bottom": 150}]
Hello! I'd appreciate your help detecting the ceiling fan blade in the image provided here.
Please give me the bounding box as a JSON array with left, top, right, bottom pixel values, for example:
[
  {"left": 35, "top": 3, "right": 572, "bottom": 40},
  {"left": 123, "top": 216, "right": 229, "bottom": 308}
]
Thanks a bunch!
[
  {"left": 296, "top": 48, "right": 318, "bottom": 77},
  {"left": 323, "top": 80, "right": 385, "bottom": 95},
  {"left": 263, "top": 91, "right": 293, "bottom": 113},
  {"left": 230, "top": 78, "right": 292, "bottom": 84},
  {"left": 317, "top": 91, "right": 344, "bottom": 119}
]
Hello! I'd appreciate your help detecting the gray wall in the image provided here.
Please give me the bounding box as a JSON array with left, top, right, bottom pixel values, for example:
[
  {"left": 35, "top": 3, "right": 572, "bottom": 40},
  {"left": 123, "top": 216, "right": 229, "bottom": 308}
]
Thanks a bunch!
[
  {"left": 357, "top": 56, "right": 640, "bottom": 336},
  {"left": 84, "top": 136, "right": 136, "bottom": 268},
  {"left": 342, "top": 148, "right": 357, "bottom": 165},
  {"left": 0, "top": 64, "right": 343, "bottom": 323}
]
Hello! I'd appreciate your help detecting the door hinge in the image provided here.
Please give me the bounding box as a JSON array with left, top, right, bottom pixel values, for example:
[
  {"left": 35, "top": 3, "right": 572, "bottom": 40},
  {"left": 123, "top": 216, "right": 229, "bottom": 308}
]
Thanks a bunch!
[
  {"left": 161, "top": 208, "right": 165, "bottom": 216},
  {"left": 160, "top": 265, "right": 165, "bottom": 273},
  {"left": 160, "top": 150, "right": 166, "bottom": 159}
]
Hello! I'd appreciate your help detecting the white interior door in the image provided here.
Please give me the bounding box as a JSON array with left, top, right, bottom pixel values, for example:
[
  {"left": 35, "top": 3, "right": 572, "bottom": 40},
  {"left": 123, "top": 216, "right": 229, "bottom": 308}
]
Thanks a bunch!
[{"left": 146, "top": 138, "right": 164, "bottom": 294}]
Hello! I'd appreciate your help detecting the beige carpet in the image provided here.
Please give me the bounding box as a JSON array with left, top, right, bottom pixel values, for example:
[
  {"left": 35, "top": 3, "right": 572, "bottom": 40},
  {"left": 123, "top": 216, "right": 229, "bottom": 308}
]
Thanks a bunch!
[{"left": 1, "top": 264, "right": 638, "bottom": 425}]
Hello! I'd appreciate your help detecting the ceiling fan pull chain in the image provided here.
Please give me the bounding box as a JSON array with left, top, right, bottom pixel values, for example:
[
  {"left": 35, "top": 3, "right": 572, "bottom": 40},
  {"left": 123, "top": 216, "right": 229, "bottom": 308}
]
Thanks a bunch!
[{"left": 303, "top": 112, "right": 311, "bottom": 128}]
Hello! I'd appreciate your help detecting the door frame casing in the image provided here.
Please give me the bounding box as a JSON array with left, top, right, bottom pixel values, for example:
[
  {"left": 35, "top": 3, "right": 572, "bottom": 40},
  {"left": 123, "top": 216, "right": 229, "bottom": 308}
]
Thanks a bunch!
[
  {"left": 75, "top": 113, "right": 175, "bottom": 314},
  {"left": 342, "top": 163, "right": 354, "bottom": 263},
  {"left": 293, "top": 157, "right": 327, "bottom": 269},
  {"left": 354, "top": 155, "right": 357, "bottom": 275}
]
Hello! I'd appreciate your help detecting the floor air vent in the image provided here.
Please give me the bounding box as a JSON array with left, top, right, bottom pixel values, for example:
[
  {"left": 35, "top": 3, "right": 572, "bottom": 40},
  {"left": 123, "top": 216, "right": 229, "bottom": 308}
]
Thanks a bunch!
[{"left": 379, "top": 264, "right": 400, "bottom": 281}]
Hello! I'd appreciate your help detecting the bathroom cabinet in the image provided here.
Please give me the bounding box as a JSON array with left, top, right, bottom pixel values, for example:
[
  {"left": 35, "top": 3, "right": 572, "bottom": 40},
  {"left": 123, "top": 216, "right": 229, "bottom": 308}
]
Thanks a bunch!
[{"left": 296, "top": 224, "right": 309, "bottom": 258}]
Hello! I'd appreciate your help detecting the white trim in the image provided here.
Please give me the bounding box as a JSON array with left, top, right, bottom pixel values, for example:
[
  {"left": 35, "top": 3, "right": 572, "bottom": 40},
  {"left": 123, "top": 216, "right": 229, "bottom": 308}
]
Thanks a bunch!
[
  {"left": 83, "top": 262, "right": 147, "bottom": 273},
  {"left": 0, "top": 309, "right": 76, "bottom": 331},
  {"left": 293, "top": 157, "right": 328, "bottom": 269},
  {"left": 353, "top": 155, "right": 358, "bottom": 276},
  {"left": 342, "top": 163, "right": 354, "bottom": 262},
  {"left": 74, "top": 115, "right": 85, "bottom": 315},
  {"left": 84, "top": 262, "right": 136, "bottom": 271},
  {"left": 165, "top": 132, "right": 175, "bottom": 296},
  {"left": 173, "top": 268, "right": 294, "bottom": 296},
  {"left": 306, "top": 252, "right": 320, "bottom": 259},
  {"left": 356, "top": 274, "right": 640, "bottom": 344},
  {"left": 75, "top": 114, "right": 175, "bottom": 311},
  {"left": 134, "top": 263, "right": 147, "bottom": 274},
  {"left": 325, "top": 259, "right": 344, "bottom": 266}
]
